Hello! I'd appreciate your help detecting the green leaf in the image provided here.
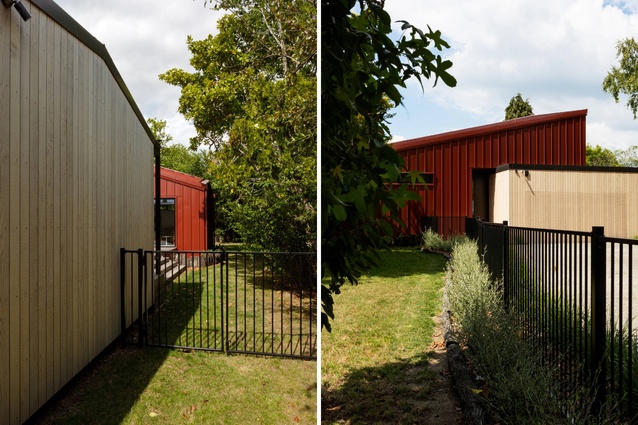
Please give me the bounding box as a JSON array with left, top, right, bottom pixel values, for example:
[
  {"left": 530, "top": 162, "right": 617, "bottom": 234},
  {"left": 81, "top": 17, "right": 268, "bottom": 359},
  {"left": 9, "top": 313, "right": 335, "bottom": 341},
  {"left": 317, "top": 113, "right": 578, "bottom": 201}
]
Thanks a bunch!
[{"left": 332, "top": 203, "right": 347, "bottom": 222}]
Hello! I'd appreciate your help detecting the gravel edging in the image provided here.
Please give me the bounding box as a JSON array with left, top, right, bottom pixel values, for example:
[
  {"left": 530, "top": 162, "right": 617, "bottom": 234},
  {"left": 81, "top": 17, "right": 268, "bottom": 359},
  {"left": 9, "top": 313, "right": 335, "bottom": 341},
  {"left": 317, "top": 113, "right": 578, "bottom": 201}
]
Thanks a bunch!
[
  {"left": 426, "top": 249, "right": 486, "bottom": 425},
  {"left": 441, "top": 284, "right": 485, "bottom": 425}
]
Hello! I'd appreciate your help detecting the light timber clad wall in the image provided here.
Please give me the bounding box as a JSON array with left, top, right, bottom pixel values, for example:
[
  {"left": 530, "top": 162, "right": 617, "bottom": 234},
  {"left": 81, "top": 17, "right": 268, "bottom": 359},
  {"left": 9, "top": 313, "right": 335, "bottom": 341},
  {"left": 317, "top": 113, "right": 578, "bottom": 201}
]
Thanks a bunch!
[
  {"left": 0, "top": 2, "right": 155, "bottom": 424},
  {"left": 492, "top": 166, "right": 638, "bottom": 238}
]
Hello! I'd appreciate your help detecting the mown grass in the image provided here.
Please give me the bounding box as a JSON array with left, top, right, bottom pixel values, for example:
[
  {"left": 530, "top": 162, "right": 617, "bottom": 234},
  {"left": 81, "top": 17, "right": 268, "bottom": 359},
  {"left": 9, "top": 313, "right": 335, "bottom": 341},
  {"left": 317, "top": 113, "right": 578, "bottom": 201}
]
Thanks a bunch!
[
  {"left": 149, "top": 252, "right": 316, "bottom": 358},
  {"left": 321, "top": 248, "right": 449, "bottom": 424},
  {"left": 32, "top": 346, "right": 316, "bottom": 425},
  {"left": 32, "top": 250, "right": 317, "bottom": 425}
]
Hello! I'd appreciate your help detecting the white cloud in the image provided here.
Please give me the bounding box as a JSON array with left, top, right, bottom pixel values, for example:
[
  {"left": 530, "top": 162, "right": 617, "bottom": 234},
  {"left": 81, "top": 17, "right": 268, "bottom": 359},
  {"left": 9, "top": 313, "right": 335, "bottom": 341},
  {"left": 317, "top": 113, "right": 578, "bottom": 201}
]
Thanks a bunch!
[
  {"left": 52, "top": 0, "right": 225, "bottom": 146},
  {"left": 384, "top": 0, "right": 638, "bottom": 150}
]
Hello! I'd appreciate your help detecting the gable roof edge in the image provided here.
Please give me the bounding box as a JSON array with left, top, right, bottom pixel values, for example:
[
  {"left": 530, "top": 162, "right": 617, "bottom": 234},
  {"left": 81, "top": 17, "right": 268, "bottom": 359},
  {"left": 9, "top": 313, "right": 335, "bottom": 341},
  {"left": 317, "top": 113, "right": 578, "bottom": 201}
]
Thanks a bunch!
[
  {"left": 392, "top": 109, "right": 588, "bottom": 152},
  {"left": 30, "top": 0, "right": 158, "bottom": 149}
]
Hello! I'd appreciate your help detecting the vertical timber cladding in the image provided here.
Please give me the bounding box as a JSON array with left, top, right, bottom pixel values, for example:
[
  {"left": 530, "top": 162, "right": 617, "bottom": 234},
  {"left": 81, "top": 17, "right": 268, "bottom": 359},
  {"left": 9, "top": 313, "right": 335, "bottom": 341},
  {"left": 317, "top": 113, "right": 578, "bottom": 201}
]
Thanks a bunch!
[
  {"left": 499, "top": 165, "right": 638, "bottom": 238},
  {"left": 0, "top": 2, "right": 156, "bottom": 424},
  {"left": 392, "top": 110, "right": 587, "bottom": 235}
]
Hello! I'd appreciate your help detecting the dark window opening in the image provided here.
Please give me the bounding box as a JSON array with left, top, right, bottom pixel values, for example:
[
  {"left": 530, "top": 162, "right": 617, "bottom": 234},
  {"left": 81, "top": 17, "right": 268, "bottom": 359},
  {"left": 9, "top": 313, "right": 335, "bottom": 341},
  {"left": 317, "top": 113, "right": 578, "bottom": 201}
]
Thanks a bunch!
[
  {"left": 157, "top": 198, "right": 176, "bottom": 247},
  {"left": 398, "top": 172, "right": 434, "bottom": 185}
]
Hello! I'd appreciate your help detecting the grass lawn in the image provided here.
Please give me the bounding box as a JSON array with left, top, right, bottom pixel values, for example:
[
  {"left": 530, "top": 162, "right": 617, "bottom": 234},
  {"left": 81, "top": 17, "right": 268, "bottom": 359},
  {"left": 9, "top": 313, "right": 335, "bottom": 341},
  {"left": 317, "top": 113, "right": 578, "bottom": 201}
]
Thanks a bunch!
[
  {"left": 321, "top": 248, "right": 449, "bottom": 424},
  {"left": 32, "top": 346, "right": 317, "bottom": 425},
  {"left": 34, "top": 252, "right": 317, "bottom": 425},
  {"left": 149, "top": 252, "right": 316, "bottom": 358}
]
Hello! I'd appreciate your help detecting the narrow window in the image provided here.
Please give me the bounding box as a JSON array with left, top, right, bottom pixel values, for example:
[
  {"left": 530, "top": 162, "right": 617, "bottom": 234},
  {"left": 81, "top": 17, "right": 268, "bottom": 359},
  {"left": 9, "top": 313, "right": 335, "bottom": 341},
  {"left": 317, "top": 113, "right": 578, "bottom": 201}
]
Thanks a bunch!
[
  {"left": 398, "top": 172, "right": 434, "bottom": 186},
  {"left": 159, "top": 198, "right": 176, "bottom": 247}
]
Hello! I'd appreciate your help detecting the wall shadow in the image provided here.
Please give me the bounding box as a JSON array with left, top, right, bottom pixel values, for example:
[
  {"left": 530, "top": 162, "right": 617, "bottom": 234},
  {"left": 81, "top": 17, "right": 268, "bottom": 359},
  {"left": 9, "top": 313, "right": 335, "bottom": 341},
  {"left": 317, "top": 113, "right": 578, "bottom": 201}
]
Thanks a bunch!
[{"left": 26, "top": 344, "right": 172, "bottom": 425}]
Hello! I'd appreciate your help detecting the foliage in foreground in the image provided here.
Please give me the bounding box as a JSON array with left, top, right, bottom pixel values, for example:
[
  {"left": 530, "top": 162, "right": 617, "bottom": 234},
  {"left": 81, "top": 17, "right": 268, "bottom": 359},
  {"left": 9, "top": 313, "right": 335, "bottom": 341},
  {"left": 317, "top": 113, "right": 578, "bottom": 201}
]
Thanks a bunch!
[
  {"left": 321, "top": 0, "right": 456, "bottom": 331},
  {"left": 446, "top": 239, "right": 617, "bottom": 424}
]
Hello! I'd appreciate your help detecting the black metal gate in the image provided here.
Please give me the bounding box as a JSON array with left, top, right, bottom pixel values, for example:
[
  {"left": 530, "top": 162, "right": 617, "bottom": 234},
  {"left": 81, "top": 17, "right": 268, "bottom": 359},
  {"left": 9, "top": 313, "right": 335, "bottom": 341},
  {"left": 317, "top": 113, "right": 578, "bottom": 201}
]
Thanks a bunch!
[{"left": 120, "top": 249, "right": 317, "bottom": 360}]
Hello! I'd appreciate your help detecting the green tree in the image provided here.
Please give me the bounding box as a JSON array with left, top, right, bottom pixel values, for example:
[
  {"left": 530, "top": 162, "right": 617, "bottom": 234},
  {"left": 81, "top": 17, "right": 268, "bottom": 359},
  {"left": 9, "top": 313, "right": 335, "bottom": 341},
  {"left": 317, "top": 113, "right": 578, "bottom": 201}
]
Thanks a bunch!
[
  {"left": 162, "top": 144, "right": 211, "bottom": 177},
  {"left": 603, "top": 37, "right": 638, "bottom": 118},
  {"left": 322, "top": 0, "right": 456, "bottom": 330},
  {"left": 585, "top": 144, "right": 620, "bottom": 167},
  {"left": 147, "top": 117, "right": 173, "bottom": 148},
  {"left": 147, "top": 117, "right": 210, "bottom": 177},
  {"left": 504, "top": 93, "right": 534, "bottom": 120},
  {"left": 615, "top": 145, "right": 638, "bottom": 167},
  {"left": 160, "top": 0, "right": 316, "bottom": 253}
]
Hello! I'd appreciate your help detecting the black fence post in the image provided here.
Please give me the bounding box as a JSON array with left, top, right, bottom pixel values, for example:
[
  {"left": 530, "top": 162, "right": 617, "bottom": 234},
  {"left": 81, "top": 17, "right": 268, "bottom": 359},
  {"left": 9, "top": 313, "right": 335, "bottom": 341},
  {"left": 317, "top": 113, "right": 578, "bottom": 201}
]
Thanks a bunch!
[
  {"left": 503, "top": 221, "right": 509, "bottom": 312},
  {"left": 221, "top": 249, "right": 226, "bottom": 353},
  {"left": 465, "top": 217, "right": 476, "bottom": 239},
  {"left": 120, "top": 248, "right": 126, "bottom": 345},
  {"left": 137, "top": 248, "right": 144, "bottom": 348},
  {"left": 591, "top": 226, "right": 607, "bottom": 414},
  {"left": 154, "top": 144, "right": 161, "bottom": 277}
]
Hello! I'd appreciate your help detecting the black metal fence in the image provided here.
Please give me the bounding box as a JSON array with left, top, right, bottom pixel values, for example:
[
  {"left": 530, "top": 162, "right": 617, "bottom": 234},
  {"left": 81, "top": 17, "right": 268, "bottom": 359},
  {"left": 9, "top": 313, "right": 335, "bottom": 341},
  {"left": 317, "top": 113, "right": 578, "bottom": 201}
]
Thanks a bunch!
[
  {"left": 469, "top": 218, "right": 638, "bottom": 420},
  {"left": 120, "top": 249, "right": 317, "bottom": 360}
]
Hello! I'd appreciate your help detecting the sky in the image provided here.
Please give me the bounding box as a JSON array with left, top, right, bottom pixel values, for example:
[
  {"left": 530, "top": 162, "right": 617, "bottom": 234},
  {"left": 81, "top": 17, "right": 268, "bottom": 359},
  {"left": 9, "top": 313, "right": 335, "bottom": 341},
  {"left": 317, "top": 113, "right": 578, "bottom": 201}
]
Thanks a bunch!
[
  {"left": 48, "top": 0, "right": 638, "bottom": 151},
  {"left": 384, "top": 0, "right": 638, "bottom": 151},
  {"left": 52, "top": 0, "right": 225, "bottom": 146}
]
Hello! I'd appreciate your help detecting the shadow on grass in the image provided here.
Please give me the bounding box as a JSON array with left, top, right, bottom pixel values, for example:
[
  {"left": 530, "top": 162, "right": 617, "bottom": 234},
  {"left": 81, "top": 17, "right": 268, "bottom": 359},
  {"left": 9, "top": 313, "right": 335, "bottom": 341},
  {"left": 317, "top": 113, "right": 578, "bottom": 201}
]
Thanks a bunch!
[
  {"left": 28, "top": 345, "right": 172, "bottom": 425},
  {"left": 321, "top": 351, "right": 444, "bottom": 425},
  {"left": 29, "top": 251, "right": 317, "bottom": 424}
]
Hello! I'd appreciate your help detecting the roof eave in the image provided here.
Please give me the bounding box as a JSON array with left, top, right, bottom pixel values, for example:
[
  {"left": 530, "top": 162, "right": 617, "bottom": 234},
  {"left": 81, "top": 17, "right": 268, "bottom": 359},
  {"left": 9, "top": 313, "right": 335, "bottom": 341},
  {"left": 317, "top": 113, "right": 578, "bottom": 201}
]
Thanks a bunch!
[{"left": 392, "top": 109, "right": 588, "bottom": 152}]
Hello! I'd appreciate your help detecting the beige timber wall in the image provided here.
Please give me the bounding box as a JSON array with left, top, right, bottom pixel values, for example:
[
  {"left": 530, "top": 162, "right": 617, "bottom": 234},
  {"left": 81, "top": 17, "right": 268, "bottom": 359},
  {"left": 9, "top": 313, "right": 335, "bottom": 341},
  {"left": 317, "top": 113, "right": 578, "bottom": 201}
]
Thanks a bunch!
[
  {"left": 490, "top": 171, "right": 510, "bottom": 224},
  {"left": 495, "top": 168, "right": 638, "bottom": 238},
  {"left": 0, "top": 3, "right": 154, "bottom": 424}
]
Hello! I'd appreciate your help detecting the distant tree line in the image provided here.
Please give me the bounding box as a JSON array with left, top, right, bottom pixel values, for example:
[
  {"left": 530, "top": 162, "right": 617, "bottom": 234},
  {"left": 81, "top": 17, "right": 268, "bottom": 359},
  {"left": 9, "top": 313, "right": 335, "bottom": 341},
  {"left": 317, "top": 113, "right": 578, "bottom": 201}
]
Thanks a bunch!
[{"left": 586, "top": 144, "right": 638, "bottom": 167}]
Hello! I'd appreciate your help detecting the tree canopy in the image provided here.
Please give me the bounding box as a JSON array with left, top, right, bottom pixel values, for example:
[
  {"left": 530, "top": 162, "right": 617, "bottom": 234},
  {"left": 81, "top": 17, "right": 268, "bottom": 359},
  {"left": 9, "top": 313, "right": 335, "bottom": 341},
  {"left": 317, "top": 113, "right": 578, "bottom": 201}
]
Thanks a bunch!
[
  {"left": 504, "top": 93, "right": 534, "bottom": 120},
  {"left": 160, "top": 0, "right": 316, "bottom": 253},
  {"left": 147, "top": 117, "right": 173, "bottom": 148},
  {"left": 147, "top": 117, "right": 210, "bottom": 177},
  {"left": 585, "top": 144, "right": 620, "bottom": 167},
  {"left": 616, "top": 145, "right": 638, "bottom": 167},
  {"left": 603, "top": 37, "right": 638, "bottom": 118},
  {"left": 321, "top": 0, "right": 456, "bottom": 330}
]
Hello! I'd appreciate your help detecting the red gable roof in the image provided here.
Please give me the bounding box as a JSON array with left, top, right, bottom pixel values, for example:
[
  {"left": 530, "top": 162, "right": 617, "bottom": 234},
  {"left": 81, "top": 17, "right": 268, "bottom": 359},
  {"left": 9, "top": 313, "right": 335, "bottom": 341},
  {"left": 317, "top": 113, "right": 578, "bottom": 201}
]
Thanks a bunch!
[
  {"left": 392, "top": 109, "right": 588, "bottom": 151},
  {"left": 155, "top": 167, "right": 207, "bottom": 191}
]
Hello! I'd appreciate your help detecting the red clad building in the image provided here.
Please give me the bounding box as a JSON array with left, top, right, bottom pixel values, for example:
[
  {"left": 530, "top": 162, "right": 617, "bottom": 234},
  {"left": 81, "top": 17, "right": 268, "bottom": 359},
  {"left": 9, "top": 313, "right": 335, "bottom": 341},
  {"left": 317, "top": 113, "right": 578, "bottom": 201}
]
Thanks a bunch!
[
  {"left": 391, "top": 110, "right": 587, "bottom": 236},
  {"left": 154, "top": 167, "right": 215, "bottom": 251}
]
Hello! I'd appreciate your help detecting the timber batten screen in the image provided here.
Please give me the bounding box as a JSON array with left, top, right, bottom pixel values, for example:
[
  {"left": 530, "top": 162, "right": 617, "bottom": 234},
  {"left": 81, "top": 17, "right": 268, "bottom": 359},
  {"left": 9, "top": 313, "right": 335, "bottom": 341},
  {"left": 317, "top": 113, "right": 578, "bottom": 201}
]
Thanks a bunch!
[{"left": 0, "top": 2, "right": 155, "bottom": 424}]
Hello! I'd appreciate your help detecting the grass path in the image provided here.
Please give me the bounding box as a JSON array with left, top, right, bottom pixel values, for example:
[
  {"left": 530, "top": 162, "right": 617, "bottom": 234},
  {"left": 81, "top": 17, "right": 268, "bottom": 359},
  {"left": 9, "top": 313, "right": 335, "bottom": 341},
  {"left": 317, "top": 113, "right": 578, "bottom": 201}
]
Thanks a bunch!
[
  {"left": 321, "top": 248, "right": 462, "bottom": 424},
  {"left": 31, "top": 345, "right": 316, "bottom": 425}
]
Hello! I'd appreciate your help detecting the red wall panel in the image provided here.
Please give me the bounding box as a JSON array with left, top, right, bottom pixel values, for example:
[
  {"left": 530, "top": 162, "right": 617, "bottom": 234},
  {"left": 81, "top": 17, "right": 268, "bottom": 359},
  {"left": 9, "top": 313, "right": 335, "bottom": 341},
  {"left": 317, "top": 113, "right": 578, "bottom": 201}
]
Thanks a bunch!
[
  {"left": 154, "top": 167, "right": 209, "bottom": 251},
  {"left": 392, "top": 110, "right": 587, "bottom": 234}
]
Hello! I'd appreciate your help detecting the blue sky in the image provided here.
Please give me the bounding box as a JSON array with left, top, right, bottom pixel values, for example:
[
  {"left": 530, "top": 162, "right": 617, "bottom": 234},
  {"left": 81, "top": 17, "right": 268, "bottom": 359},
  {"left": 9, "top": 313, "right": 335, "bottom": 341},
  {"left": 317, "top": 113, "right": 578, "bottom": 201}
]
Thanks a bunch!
[{"left": 385, "top": 0, "right": 638, "bottom": 151}]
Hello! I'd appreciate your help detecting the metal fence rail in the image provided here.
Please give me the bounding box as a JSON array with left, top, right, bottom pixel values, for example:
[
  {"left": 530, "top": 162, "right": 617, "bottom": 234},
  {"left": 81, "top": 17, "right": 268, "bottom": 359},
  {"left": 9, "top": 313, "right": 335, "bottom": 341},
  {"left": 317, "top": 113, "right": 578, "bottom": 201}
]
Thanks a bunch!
[
  {"left": 120, "top": 249, "right": 317, "bottom": 360},
  {"left": 146, "top": 250, "right": 225, "bottom": 353},
  {"left": 223, "top": 252, "right": 316, "bottom": 358},
  {"left": 470, "top": 218, "right": 638, "bottom": 420}
]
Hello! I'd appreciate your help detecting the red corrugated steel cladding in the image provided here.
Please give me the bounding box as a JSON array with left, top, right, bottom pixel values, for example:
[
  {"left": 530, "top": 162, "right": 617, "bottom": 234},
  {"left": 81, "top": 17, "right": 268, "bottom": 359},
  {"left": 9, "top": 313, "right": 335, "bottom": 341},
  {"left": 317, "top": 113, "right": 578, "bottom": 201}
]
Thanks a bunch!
[
  {"left": 154, "top": 167, "right": 212, "bottom": 251},
  {"left": 392, "top": 109, "right": 587, "bottom": 235}
]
